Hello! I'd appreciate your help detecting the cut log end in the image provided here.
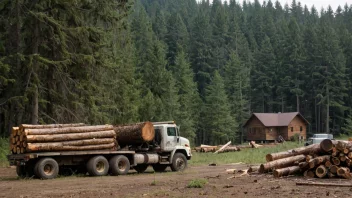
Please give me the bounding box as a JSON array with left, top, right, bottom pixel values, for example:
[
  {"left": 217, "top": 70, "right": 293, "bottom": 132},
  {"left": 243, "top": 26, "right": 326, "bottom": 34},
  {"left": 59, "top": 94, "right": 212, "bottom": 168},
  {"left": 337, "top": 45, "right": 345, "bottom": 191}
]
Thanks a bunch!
[{"left": 320, "top": 139, "right": 334, "bottom": 152}]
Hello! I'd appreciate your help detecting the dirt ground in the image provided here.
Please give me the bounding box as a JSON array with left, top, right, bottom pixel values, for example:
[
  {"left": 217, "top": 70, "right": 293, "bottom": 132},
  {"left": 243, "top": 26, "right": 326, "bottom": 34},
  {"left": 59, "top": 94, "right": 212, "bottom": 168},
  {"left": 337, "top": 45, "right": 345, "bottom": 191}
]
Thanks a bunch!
[{"left": 1, "top": 164, "right": 352, "bottom": 198}]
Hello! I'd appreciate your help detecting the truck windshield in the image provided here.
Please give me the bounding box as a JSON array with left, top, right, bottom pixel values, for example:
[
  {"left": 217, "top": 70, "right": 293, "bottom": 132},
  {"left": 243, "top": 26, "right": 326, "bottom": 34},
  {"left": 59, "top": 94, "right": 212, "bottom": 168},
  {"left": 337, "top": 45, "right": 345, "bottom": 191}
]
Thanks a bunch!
[{"left": 313, "top": 134, "right": 328, "bottom": 138}]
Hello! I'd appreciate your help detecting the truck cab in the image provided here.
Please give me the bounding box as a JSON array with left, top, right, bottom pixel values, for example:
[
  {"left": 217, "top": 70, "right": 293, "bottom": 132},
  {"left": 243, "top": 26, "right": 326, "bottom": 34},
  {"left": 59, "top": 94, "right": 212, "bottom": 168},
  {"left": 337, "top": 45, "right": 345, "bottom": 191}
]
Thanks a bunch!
[{"left": 305, "top": 133, "right": 334, "bottom": 146}]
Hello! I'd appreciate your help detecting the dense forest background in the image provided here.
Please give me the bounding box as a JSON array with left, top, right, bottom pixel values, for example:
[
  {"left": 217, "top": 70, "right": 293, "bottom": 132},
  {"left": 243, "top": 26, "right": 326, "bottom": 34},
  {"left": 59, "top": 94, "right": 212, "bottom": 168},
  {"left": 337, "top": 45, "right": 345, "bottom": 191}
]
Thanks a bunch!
[{"left": 1, "top": 0, "right": 352, "bottom": 145}]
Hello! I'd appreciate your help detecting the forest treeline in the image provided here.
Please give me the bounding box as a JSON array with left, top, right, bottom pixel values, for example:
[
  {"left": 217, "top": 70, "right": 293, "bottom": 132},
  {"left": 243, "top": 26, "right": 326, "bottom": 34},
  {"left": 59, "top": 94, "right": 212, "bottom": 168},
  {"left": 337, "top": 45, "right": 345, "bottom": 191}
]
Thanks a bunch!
[{"left": 1, "top": 0, "right": 352, "bottom": 145}]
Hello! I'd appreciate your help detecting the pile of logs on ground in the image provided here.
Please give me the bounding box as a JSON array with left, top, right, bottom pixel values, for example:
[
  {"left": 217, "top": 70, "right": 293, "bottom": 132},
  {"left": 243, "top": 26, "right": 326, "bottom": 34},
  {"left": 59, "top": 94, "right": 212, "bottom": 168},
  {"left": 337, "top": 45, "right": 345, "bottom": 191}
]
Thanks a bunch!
[
  {"left": 9, "top": 123, "right": 117, "bottom": 154},
  {"left": 257, "top": 139, "right": 352, "bottom": 179},
  {"left": 194, "top": 141, "right": 241, "bottom": 153}
]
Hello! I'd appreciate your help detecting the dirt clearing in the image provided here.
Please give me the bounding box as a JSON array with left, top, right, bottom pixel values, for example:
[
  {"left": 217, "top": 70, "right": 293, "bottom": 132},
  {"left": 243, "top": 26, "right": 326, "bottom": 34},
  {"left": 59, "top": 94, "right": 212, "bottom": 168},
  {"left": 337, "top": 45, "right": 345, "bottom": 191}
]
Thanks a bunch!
[{"left": 0, "top": 164, "right": 352, "bottom": 198}]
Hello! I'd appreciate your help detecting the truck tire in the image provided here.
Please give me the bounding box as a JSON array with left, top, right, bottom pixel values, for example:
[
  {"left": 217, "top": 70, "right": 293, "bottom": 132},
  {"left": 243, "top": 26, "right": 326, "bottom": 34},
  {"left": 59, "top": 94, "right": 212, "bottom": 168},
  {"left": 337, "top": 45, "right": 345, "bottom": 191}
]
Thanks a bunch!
[
  {"left": 109, "top": 155, "right": 130, "bottom": 175},
  {"left": 34, "top": 158, "right": 59, "bottom": 179},
  {"left": 87, "top": 155, "right": 109, "bottom": 176},
  {"left": 134, "top": 164, "right": 149, "bottom": 173},
  {"left": 152, "top": 164, "right": 168, "bottom": 172},
  {"left": 171, "top": 153, "right": 187, "bottom": 172}
]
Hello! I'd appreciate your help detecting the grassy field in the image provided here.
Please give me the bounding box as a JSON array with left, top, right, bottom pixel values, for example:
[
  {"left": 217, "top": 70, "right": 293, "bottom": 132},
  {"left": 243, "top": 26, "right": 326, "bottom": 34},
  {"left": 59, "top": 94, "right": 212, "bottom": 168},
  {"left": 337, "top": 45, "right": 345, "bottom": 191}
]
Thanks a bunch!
[
  {"left": 0, "top": 138, "right": 9, "bottom": 167},
  {"left": 189, "top": 142, "right": 304, "bottom": 166}
]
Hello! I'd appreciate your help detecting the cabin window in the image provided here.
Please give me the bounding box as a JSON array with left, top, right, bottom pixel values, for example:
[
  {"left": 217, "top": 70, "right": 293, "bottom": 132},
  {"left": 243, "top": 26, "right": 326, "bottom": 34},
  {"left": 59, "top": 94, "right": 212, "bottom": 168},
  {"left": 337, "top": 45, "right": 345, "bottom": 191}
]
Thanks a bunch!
[
  {"left": 291, "top": 127, "right": 293, "bottom": 132},
  {"left": 167, "top": 127, "right": 177, "bottom": 136},
  {"left": 300, "top": 126, "right": 303, "bottom": 132}
]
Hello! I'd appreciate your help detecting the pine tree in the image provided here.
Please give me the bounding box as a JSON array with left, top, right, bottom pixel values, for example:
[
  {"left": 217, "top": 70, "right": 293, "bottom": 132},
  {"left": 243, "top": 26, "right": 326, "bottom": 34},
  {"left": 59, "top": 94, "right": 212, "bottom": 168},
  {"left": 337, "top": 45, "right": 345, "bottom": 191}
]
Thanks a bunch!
[
  {"left": 223, "top": 52, "right": 250, "bottom": 143},
  {"left": 203, "top": 71, "right": 236, "bottom": 145}
]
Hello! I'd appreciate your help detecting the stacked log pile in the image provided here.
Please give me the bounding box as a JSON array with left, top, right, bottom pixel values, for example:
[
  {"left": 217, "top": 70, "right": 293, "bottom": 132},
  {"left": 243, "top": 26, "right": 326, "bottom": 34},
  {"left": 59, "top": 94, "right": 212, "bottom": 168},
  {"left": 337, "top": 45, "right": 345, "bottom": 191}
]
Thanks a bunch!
[
  {"left": 9, "top": 124, "right": 117, "bottom": 154},
  {"left": 258, "top": 139, "right": 352, "bottom": 179}
]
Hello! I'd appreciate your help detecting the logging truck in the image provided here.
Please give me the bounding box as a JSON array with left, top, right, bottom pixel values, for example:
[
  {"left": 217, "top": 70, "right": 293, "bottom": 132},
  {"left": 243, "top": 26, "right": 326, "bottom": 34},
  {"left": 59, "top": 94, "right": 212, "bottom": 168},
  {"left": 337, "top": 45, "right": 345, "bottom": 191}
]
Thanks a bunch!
[{"left": 7, "top": 121, "right": 192, "bottom": 179}]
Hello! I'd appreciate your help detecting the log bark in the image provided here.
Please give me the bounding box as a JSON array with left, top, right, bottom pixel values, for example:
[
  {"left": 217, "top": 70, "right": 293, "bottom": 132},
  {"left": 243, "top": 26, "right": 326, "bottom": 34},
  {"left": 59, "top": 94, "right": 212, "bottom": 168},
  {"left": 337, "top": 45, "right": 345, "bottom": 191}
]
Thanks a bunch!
[
  {"left": 201, "top": 147, "right": 216, "bottom": 152},
  {"left": 27, "top": 143, "right": 116, "bottom": 152},
  {"left": 218, "top": 146, "right": 239, "bottom": 153},
  {"left": 303, "top": 170, "right": 315, "bottom": 178},
  {"left": 26, "top": 130, "right": 116, "bottom": 143},
  {"left": 24, "top": 125, "right": 113, "bottom": 135},
  {"left": 259, "top": 154, "right": 305, "bottom": 173},
  {"left": 298, "top": 162, "right": 309, "bottom": 171},
  {"left": 315, "top": 165, "right": 327, "bottom": 178},
  {"left": 273, "top": 166, "right": 300, "bottom": 178},
  {"left": 114, "top": 122, "right": 154, "bottom": 145},
  {"left": 26, "top": 138, "right": 116, "bottom": 151},
  {"left": 292, "top": 144, "right": 322, "bottom": 155},
  {"left": 325, "top": 161, "right": 332, "bottom": 168},
  {"left": 348, "top": 152, "right": 352, "bottom": 159},
  {"left": 266, "top": 150, "right": 294, "bottom": 162},
  {"left": 320, "top": 139, "right": 350, "bottom": 152},
  {"left": 21, "top": 123, "right": 85, "bottom": 129},
  {"left": 12, "top": 127, "right": 19, "bottom": 136}
]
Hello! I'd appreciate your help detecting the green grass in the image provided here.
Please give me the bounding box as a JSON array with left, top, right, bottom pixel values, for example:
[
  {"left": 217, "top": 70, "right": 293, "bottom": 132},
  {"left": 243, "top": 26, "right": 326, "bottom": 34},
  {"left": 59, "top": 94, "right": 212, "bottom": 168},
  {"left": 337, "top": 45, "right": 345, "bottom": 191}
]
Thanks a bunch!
[
  {"left": 0, "top": 138, "right": 10, "bottom": 167},
  {"left": 187, "top": 178, "right": 207, "bottom": 188},
  {"left": 189, "top": 141, "right": 303, "bottom": 165},
  {"left": 335, "top": 134, "right": 351, "bottom": 140}
]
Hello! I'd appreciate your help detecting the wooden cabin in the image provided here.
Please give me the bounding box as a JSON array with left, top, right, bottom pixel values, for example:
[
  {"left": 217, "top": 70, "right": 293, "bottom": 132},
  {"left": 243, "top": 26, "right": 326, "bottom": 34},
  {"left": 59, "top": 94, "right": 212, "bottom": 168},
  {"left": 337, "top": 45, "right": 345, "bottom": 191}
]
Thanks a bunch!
[{"left": 243, "top": 112, "right": 309, "bottom": 142}]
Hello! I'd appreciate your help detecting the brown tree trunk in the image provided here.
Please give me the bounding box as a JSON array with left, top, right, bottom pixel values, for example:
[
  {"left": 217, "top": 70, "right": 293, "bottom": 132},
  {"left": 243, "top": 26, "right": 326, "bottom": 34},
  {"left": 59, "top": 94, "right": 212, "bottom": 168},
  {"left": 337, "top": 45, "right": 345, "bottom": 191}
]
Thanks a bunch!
[
  {"left": 248, "top": 166, "right": 260, "bottom": 173},
  {"left": 266, "top": 150, "right": 294, "bottom": 162},
  {"left": 24, "top": 125, "right": 113, "bottom": 135},
  {"left": 259, "top": 154, "right": 305, "bottom": 173},
  {"left": 292, "top": 144, "right": 322, "bottom": 155},
  {"left": 26, "top": 130, "right": 116, "bottom": 143},
  {"left": 114, "top": 122, "right": 154, "bottom": 145},
  {"left": 308, "top": 155, "right": 330, "bottom": 169},
  {"left": 27, "top": 143, "right": 116, "bottom": 152},
  {"left": 273, "top": 166, "right": 300, "bottom": 178}
]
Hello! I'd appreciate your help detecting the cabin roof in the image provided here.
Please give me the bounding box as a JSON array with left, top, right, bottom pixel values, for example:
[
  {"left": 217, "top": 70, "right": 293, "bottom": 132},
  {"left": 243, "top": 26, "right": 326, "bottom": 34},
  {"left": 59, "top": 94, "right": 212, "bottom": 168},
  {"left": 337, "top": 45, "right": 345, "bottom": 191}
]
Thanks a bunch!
[{"left": 243, "top": 112, "right": 309, "bottom": 127}]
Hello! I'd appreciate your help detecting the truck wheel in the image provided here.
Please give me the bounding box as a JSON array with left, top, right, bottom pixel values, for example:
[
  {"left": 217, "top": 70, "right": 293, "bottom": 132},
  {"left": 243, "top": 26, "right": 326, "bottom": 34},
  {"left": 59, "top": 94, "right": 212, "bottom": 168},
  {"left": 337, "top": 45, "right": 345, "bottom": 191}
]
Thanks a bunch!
[
  {"left": 87, "top": 155, "right": 109, "bottom": 176},
  {"left": 34, "top": 158, "right": 59, "bottom": 179},
  {"left": 16, "top": 165, "right": 26, "bottom": 178},
  {"left": 171, "top": 153, "right": 187, "bottom": 172},
  {"left": 109, "top": 155, "right": 130, "bottom": 175},
  {"left": 134, "top": 164, "right": 149, "bottom": 173},
  {"left": 152, "top": 164, "right": 168, "bottom": 172}
]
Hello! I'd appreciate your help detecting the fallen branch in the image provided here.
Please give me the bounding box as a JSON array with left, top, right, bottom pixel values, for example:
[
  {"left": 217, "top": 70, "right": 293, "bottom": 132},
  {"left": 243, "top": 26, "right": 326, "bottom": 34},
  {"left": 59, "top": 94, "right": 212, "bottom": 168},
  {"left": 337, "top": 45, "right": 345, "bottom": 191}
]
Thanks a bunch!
[
  {"left": 296, "top": 182, "right": 352, "bottom": 187},
  {"left": 214, "top": 141, "right": 231, "bottom": 154}
]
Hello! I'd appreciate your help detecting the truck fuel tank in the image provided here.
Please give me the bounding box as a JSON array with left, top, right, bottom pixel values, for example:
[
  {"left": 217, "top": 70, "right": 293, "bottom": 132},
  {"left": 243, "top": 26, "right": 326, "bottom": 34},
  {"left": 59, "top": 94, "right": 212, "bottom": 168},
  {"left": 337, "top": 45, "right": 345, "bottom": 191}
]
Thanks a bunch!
[{"left": 134, "top": 153, "right": 159, "bottom": 164}]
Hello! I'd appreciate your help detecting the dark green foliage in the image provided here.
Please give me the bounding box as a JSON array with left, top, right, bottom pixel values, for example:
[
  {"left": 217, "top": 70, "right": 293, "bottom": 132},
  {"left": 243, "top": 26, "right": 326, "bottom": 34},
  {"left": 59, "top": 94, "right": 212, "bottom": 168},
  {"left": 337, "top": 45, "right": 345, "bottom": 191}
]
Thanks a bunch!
[{"left": 1, "top": 0, "right": 352, "bottom": 146}]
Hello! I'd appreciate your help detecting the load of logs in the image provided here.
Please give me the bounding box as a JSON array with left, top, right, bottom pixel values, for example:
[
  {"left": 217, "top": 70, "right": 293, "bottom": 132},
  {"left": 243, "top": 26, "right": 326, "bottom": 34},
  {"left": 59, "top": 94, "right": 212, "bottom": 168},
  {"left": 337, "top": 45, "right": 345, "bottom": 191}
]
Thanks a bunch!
[
  {"left": 9, "top": 123, "right": 117, "bottom": 154},
  {"left": 258, "top": 139, "right": 352, "bottom": 179}
]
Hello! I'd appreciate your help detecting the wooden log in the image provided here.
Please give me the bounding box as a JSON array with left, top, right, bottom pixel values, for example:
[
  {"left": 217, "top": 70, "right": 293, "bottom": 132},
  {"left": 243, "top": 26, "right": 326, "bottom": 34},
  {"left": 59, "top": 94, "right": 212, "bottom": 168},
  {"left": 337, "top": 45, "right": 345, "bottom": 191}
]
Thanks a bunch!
[
  {"left": 201, "top": 147, "right": 216, "bottom": 152},
  {"left": 330, "top": 165, "right": 339, "bottom": 174},
  {"left": 306, "top": 155, "right": 313, "bottom": 162},
  {"left": 337, "top": 167, "right": 350, "bottom": 176},
  {"left": 214, "top": 141, "right": 231, "bottom": 154},
  {"left": 303, "top": 170, "right": 315, "bottom": 178},
  {"left": 273, "top": 166, "right": 300, "bottom": 178},
  {"left": 16, "top": 147, "right": 20, "bottom": 154},
  {"left": 296, "top": 182, "right": 352, "bottom": 187},
  {"left": 332, "top": 151, "right": 338, "bottom": 157},
  {"left": 24, "top": 125, "right": 114, "bottom": 135},
  {"left": 114, "top": 122, "right": 154, "bottom": 145},
  {"left": 343, "top": 148, "right": 349, "bottom": 154},
  {"left": 342, "top": 172, "right": 352, "bottom": 179},
  {"left": 249, "top": 141, "right": 262, "bottom": 148},
  {"left": 320, "top": 139, "right": 350, "bottom": 152},
  {"left": 26, "top": 143, "right": 116, "bottom": 152},
  {"left": 266, "top": 150, "right": 294, "bottom": 162},
  {"left": 248, "top": 166, "right": 260, "bottom": 173},
  {"left": 26, "top": 138, "right": 116, "bottom": 151},
  {"left": 340, "top": 155, "right": 347, "bottom": 162},
  {"left": 26, "top": 130, "right": 116, "bottom": 143},
  {"left": 11, "top": 137, "right": 16, "bottom": 144},
  {"left": 218, "top": 146, "right": 239, "bottom": 153},
  {"left": 12, "top": 127, "right": 19, "bottom": 136},
  {"left": 315, "top": 165, "right": 328, "bottom": 178},
  {"left": 20, "top": 123, "right": 85, "bottom": 129},
  {"left": 259, "top": 154, "right": 305, "bottom": 173},
  {"left": 332, "top": 157, "right": 340, "bottom": 165},
  {"left": 298, "top": 162, "right": 309, "bottom": 171},
  {"left": 348, "top": 152, "right": 352, "bottom": 159},
  {"left": 325, "top": 160, "right": 332, "bottom": 168},
  {"left": 293, "top": 144, "right": 322, "bottom": 155}
]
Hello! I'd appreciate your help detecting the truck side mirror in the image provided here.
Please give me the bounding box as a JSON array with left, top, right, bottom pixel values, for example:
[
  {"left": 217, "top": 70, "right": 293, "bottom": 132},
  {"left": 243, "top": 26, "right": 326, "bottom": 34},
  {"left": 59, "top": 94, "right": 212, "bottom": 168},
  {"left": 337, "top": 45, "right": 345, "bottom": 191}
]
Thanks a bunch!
[{"left": 177, "top": 137, "right": 180, "bottom": 143}]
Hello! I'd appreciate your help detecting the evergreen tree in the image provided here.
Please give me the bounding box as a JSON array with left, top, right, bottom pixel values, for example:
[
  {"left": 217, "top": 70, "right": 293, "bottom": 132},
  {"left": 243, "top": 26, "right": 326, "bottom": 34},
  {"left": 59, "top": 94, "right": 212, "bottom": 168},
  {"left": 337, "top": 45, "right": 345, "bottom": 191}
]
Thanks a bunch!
[{"left": 203, "top": 71, "right": 236, "bottom": 145}]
